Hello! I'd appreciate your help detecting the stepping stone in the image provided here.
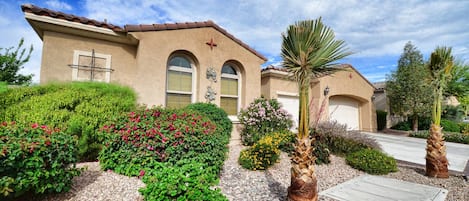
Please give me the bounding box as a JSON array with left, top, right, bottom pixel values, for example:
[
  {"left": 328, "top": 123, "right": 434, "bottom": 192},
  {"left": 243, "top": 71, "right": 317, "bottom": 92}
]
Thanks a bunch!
[{"left": 319, "top": 175, "right": 448, "bottom": 201}]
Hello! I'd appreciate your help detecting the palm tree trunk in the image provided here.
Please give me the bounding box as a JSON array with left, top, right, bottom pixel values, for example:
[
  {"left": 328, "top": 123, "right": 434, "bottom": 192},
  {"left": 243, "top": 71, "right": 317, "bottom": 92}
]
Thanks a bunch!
[
  {"left": 425, "top": 123, "right": 449, "bottom": 178},
  {"left": 288, "top": 137, "right": 317, "bottom": 201}
]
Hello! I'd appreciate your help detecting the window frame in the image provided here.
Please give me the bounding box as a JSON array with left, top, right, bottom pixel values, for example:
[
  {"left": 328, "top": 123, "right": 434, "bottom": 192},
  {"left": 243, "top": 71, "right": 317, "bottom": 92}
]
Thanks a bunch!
[
  {"left": 166, "top": 55, "right": 197, "bottom": 107},
  {"left": 220, "top": 64, "right": 241, "bottom": 117},
  {"left": 72, "top": 50, "right": 111, "bottom": 83}
]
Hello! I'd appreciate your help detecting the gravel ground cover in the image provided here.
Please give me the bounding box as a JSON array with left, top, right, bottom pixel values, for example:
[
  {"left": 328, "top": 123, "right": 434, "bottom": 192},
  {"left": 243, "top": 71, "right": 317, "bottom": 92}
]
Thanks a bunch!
[{"left": 26, "top": 140, "right": 468, "bottom": 201}]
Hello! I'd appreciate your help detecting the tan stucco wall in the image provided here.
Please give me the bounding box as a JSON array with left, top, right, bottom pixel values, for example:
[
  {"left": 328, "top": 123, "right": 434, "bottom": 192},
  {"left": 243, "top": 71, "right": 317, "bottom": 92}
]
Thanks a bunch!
[
  {"left": 129, "top": 27, "right": 264, "bottom": 107},
  {"left": 40, "top": 31, "right": 137, "bottom": 86},
  {"left": 261, "top": 67, "right": 377, "bottom": 132},
  {"left": 261, "top": 72, "right": 298, "bottom": 99},
  {"left": 39, "top": 26, "right": 264, "bottom": 113}
]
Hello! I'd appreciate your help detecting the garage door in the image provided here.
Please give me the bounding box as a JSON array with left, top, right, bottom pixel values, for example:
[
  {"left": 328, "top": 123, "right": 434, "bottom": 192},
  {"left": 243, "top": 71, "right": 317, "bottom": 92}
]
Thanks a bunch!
[
  {"left": 329, "top": 96, "right": 360, "bottom": 130},
  {"left": 277, "top": 95, "right": 299, "bottom": 129}
]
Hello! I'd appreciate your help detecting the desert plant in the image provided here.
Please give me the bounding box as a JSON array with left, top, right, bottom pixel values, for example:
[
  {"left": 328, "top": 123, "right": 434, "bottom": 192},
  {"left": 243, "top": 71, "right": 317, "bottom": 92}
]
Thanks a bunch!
[
  {"left": 238, "top": 97, "right": 293, "bottom": 145},
  {"left": 0, "top": 122, "right": 81, "bottom": 199},
  {"left": 425, "top": 46, "right": 454, "bottom": 178},
  {"left": 376, "top": 110, "right": 387, "bottom": 130},
  {"left": 281, "top": 17, "right": 352, "bottom": 201},
  {"left": 239, "top": 135, "right": 281, "bottom": 170},
  {"left": 346, "top": 149, "right": 398, "bottom": 175},
  {"left": 315, "top": 121, "right": 381, "bottom": 155}
]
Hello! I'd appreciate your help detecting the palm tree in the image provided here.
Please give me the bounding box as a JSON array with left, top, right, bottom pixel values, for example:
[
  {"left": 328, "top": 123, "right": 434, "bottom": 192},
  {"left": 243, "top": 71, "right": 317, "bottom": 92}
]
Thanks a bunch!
[
  {"left": 426, "top": 46, "right": 454, "bottom": 178},
  {"left": 281, "top": 18, "right": 352, "bottom": 201}
]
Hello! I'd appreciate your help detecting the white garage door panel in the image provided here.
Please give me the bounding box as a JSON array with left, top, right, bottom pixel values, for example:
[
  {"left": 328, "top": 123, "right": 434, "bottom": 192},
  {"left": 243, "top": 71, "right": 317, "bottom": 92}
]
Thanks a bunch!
[
  {"left": 329, "top": 97, "right": 359, "bottom": 130},
  {"left": 277, "top": 95, "right": 299, "bottom": 129}
]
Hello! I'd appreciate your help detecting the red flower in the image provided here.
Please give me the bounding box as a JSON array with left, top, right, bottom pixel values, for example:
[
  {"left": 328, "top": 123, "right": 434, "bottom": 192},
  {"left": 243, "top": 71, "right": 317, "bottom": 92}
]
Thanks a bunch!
[
  {"left": 31, "top": 123, "right": 39, "bottom": 129},
  {"left": 139, "top": 170, "right": 145, "bottom": 178},
  {"left": 201, "top": 141, "right": 206, "bottom": 146},
  {"left": 45, "top": 140, "right": 51, "bottom": 146}
]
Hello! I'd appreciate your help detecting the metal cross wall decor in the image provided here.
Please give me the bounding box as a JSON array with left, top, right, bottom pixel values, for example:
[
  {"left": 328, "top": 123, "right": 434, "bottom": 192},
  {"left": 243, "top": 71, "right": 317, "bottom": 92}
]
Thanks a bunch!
[
  {"left": 206, "top": 38, "right": 217, "bottom": 50},
  {"left": 68, "top": 49, "right": 114, "bottom": 81}
]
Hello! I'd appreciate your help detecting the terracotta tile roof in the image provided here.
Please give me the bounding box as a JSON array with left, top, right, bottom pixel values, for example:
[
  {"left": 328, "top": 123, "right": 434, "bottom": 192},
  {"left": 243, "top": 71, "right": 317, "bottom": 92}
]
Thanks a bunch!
[
  {"left": 125, "top": 21, "right": 267, "bottom": 61},
  {"left": 21, "top": 4, "right": 267, "bottom": 61},
  {"left": 21, "top": 4, "right": 124, "bottom": 32}
]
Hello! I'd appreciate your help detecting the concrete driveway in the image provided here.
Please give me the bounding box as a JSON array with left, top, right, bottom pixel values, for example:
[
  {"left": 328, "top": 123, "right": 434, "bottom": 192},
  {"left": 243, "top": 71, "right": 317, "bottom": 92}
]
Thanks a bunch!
[{"left": 362, "top": 132, "right": 469, "bottom": 174}]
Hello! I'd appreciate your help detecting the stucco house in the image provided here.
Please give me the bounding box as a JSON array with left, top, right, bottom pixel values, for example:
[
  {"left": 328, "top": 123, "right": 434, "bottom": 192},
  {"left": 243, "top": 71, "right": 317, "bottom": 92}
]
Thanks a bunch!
[
  {"left": 262, "top": 65, "right": 376, "bottom": 131},
  {"left": 22, "top": 4, "right": 376, "bottom": 131}
]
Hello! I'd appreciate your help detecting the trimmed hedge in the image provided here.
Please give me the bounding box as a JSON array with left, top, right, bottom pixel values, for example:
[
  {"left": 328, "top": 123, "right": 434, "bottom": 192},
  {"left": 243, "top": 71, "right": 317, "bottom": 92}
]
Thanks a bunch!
[
  {"left": 346, "top": 149, "right": 398, "bottom": 175},
  {"left": 409, "top": 130, "right": 469, "bottom": 144},
  {"left": 0, "top": 122, "right": 81, "bottom": 199},
  {"left": 0, "top": 82, "right": 137, "bottom": 161}
]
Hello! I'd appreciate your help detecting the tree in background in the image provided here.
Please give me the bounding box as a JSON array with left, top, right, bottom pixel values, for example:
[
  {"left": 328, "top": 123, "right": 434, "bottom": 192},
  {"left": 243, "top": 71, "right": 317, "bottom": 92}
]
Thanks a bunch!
[
  {"left": 281, "top": 18, "right": 352, "bottom": 201},
  {"left": 445, "top": 61, "right": 469, "bottom": 98},
  {"left": 459, "top": 95, "right": 469, "bottom": 118},
  {"left": 426, "top": 46, "right": 453, "bottom": 178},
  {"left": 386, "top": 42, "right": 432, "bottom": 131},
  {"left": 0, "top": 38, "right": 34, "bottom": 85}
]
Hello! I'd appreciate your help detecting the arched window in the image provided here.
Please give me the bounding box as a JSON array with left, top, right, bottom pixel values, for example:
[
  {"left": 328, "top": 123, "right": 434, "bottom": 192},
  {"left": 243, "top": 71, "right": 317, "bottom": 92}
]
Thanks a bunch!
[
  {"left": 220, "top": 64, "right": 239, "bottom": 115},
  {"left": 166, "top": 56, "right": 194, "bottom": 108}
]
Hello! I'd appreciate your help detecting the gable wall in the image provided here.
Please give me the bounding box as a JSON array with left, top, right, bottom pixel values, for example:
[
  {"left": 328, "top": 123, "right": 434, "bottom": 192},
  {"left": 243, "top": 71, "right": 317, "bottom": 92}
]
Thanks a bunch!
[
  {"left": 129, "top": 27, "right": 264, "bottom": 107},
  {"left": 40, "top": 31, "right": 137, "bottom": 86}
]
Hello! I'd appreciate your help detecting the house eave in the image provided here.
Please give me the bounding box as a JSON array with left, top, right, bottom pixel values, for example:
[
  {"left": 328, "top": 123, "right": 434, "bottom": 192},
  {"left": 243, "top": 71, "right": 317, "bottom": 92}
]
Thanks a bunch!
[{"left": 24, "top": 12, "right": 138, "bottom": 45}]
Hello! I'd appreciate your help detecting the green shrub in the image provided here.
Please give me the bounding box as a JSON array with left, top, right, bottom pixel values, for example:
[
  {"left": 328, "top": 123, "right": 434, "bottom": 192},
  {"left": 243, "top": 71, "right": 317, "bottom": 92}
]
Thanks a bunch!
[
  {"left": 410, "top": 130, "right": 469, "bottom": 144},
  {"left": 238, "top": 97, "right": 293, "bottom": 146},
  {"left": 0, "top": 82, "right": 7, "bottom": 93},
  {"left": 0, "top": 122, "right": 81, "bottom": 199},
  {"left": 442, "top": 105, "right": 464, "bottom": 122},
  {"left": 310, "top": 129, "right": 330, "bottom": 164},
  {"left": 139, "top": 160, "right": 227, "bottom": 201},
  {"left": 186, "top": 102, "right": 232, "bottom": 137},
  {"left": 238, "top": 135, "right": 281, "bottom": 170},
  {"left": 346, "top": 149, "right": 398, "bottom": 175},
  {"left": 99, "top": 107, "right": 227, "bottom": 169},
  {"left": 391, "top": 121, "right": 411, "bottom": 131},
  {"left": 315, "top": 121, "right": 381, "bottom": 156},
  {"left": 99, "top": 107, "right": 230, "bottom": 200},
  {"left": 441, "top": 119, "right": 460, "bottom": 132},
  {"left": 459, "top": 123, "right": 469, "bottom": 135},
  {"left": 376, "top": 110, "right": 387, "bottom": 130},
  {"left": 0, "top": 82, "right": 137, "bottom": 161},
  {"left": 264, "top": 130, "right": 296, "bottom": 153}
]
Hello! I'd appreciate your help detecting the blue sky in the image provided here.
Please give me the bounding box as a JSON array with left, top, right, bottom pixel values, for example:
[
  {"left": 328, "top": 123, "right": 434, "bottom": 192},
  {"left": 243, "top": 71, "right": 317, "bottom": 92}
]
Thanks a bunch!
[{"left": 1, "top": 0, "right": 468, "bottom": 83}]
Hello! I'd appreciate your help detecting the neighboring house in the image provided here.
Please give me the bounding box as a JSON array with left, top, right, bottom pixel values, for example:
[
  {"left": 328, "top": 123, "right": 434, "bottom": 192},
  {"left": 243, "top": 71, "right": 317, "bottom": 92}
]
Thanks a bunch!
[
  {"left": 22, "top": 4, "right": 266, "bottom": 120},
  {"left": 262, "top": 65, "right": 377, "bottom": 132},
  {"left": 22, "top": 4, "right": 377, "bottom": 131}
]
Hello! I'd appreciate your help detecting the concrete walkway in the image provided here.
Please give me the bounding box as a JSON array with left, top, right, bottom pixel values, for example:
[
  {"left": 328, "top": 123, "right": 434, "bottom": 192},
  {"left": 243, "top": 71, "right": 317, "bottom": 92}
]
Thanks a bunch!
[
  {"left": 320, "top": 175, "right": 448, "bottom": 201},
  {"left": 363, "top": 132, "right": 469, "bottom": 174}
]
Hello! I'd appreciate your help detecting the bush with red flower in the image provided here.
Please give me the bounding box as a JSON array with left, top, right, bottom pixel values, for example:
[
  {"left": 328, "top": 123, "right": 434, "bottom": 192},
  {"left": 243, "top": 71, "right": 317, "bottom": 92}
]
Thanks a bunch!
[
  {"left": 98, "top": 106, "right": 227, "bottom": 174},
  {"left": 98, "top": 105, "right": 231, "bottom": 200},
  {"left": 0, "top": 122, "right": 81, "bottom": 199}
]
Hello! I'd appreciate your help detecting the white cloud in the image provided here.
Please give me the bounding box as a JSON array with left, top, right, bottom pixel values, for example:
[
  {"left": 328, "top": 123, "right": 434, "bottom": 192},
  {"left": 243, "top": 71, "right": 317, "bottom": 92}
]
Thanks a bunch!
[
  {"left": 0, "top": 2, "right": 42, "bottom": 83},
  {"left": 45, "top": 0, "right": 72, "bottom": 11}
]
